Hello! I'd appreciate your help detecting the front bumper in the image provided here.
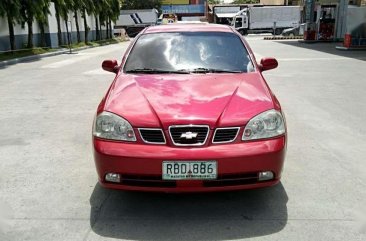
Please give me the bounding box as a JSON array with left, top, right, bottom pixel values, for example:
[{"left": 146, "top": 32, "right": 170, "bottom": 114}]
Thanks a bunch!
[{"left": 93, "top": 136, "right": 286, "bottom": 193}]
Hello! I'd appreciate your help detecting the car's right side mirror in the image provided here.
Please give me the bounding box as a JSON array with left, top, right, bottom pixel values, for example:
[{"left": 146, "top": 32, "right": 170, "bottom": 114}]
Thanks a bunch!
[
  {"left": 102, "top": 59, "right": 119, "bottom": 73},
  {"left": 259, "top": 57, "right": 278, "bottom": 71}
]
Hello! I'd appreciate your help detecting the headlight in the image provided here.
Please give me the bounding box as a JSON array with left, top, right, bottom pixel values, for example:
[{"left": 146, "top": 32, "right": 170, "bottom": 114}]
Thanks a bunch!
[
  {"left": 242, "top": 109, "right": 285, "bottom": 141},
  {"left": 93, "top": 112, "right": 136, "bottom": 141}
]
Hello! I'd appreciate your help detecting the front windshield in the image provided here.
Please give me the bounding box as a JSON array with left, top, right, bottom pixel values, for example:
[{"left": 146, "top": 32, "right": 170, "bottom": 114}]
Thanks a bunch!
[{"left": 124, "top": 32, "right": 254, "bottom": 73}]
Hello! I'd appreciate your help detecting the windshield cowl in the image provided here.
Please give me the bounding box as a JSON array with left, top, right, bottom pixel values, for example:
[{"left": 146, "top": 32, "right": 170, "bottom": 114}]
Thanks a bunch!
[
  {"left": 125, "top": 67, "right": 246, "bottom": 75},
  {"left": 125, "top": 68, "right": 190, "bottom": 74}
]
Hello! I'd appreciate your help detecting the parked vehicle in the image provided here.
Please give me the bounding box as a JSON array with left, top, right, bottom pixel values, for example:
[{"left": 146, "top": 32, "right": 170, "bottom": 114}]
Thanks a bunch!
[
  {"left": 282, "top": 26, "right": 300, "bottom": 36},
  {"left": 282, "top": 23, "right": 306, "bottom": 36},
  {"left": 159, "top": 13, "right": 178, "bottom": 24},
  {"left": 114, "top": 9, "right": 158, "bottom": 37},
  {"left": 94, "top": 24, "right": 287, "bottom": 193},
  {"left": 232, "top": 6, "right": 301, "bottom": 35}
]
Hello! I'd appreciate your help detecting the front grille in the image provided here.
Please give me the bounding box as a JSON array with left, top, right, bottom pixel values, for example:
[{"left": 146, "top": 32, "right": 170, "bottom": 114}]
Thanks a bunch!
[
  {"left": 203, "top": 173, "right": 258, "bottom": 187},
  {"left": 213, "top": 127, "right": 240, "bottom": 143},
  {"left": 169, "top": 125, "right": 209, "bottom": 146},
  {"left": 109, "top": 173, "right": 265, "bottom": 188},
  {"left": 121, "top": 174, "right": 176, "bottom": 188},
  {"left": 139, "top": 128, "right": 165, "bottom": 144}
]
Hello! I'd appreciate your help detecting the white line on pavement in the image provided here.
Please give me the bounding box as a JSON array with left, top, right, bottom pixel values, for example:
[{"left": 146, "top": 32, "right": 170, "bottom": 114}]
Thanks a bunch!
[
  {"left": 41, "top": 55, "right": 93, "bottom": 69},
  {"left": 83, "top": 69, "right": 109, "bottom": 75}
]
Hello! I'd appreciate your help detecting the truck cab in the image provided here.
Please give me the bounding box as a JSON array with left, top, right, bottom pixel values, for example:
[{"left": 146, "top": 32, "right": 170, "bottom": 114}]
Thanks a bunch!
[
  {"left": 231, "top": 9, "right": 249, "bottom": 35},
  {"left": 232, "top": 11, "right": 249, "bottom": 35}
]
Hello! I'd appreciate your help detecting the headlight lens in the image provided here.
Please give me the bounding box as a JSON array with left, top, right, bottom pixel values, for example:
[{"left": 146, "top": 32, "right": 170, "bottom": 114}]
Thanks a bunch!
[
  {"left": 93, "top": 112, "right": 136, "bottom": 141},
  {"left": 242, "top": 109, "right": 285, "bottom": 141}
]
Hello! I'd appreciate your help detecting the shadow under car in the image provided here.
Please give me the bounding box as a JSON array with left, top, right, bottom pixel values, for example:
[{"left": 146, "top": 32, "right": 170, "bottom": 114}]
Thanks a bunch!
[{"left": 89, "top": 182, "right": 288, "bottom": 240}]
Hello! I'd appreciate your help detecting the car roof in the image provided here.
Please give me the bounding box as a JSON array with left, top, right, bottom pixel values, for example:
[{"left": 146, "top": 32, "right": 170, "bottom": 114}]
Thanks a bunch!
[{"left": 144, "top": 24, "right": 234, "bottom": 34}]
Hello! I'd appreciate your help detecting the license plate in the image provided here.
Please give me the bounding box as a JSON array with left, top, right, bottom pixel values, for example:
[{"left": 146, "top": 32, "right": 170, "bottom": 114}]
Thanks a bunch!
[{"left": 162, "top": 161, "right": 217, "bottom": 180}]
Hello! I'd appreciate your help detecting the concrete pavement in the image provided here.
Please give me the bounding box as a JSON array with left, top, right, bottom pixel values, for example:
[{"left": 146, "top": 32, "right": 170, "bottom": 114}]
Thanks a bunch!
[{"left": 0, "top": 36, "right": 365, "bottom": 241}]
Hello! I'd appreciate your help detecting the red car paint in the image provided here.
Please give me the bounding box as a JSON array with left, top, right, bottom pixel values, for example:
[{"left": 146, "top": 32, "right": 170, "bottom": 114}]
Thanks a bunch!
[{"left": 93, "top": 24, "right": 286, "bottom": 192}]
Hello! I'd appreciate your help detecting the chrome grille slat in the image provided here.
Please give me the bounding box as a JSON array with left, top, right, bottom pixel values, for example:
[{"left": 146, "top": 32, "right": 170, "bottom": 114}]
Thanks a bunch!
[
  {"left": 169, "top": 125, "right": 209, "bottom": 146},
  {"left": 212, "top": 127, "right": 240, "bottom": 143},
  {"left": 139, "top": 128, "right": 166, "bottom": 144}
]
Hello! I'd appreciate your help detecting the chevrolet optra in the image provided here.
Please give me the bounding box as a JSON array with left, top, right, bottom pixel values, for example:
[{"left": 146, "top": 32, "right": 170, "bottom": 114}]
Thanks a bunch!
[{"left": 93, "top": 24, "right": 286, "bottom": 192}]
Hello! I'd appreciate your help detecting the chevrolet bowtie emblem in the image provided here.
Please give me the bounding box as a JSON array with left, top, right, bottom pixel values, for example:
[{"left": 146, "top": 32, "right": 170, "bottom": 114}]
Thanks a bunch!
[{"left": 180, "top": 132, "right": 198, "bottom": 139}]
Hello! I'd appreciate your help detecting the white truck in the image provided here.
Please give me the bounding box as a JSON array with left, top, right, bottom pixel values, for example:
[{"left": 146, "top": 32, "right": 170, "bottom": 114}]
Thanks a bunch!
[
  {"left": 231, "top": 6, "right": 301, "bottom": 35},
  {"left": 114, "top": 9, "right": 158, "bottom": 37}
]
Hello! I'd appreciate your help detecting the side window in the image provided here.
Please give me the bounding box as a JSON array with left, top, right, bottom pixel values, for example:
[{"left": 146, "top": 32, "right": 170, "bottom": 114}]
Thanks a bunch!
[{"left": 235, "top": 18, "right": 242, "bottom": 28}]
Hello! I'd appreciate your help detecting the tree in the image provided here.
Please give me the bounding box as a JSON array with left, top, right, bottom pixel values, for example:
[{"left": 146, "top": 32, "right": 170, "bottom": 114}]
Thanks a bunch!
[
  {"left": 58, "top": 0, "right": 73, "bottom": 46},
  {"left": 0, "top": 0, "right": 21, "bottom": 51},
  {"left": 53, "top": 0, "right": 75, "bottom": 45},
  {"left": 82, "top": 0, "right": 121, "bottom": 42},
  {"left": 108, "top": 0, "right": 120, "bottom": 39},
  {"left": 80, "top": 0, "right": 94, "bottom": 43},
  {"left": 53, "top": 0, "right": 64, "bottom": 45},
  {"left": 121, "top": 0, "right": 161, "bottom": 10},
  {"left": 93, "top": 0, "right": 102, "bottom": 40},
  {"left": 98, "top": 0, "right": 120, "bottom": 40},
  {"left": 36, "top": 1, "right": 51, "bottom": 47},
  {"left": 97, "top": 0, "right": 108, "bottom": 40},
  {"left": 20, "top": 0, "right": 50, "bottom": 48},
  {"left": 72, "top": 0, "right": 81, "bottom": 42},
  {"left": 207, "top": 0, "right": 221, "bottom": 4}
]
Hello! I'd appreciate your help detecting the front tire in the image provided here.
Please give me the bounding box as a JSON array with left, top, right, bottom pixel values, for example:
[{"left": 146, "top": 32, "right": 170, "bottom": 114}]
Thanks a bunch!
[
  {"left": 239, "top": 29, "right": 247, "bottom": 36},
  {"left": 275, "top": 28, "right": 282, "bottom": 35}
]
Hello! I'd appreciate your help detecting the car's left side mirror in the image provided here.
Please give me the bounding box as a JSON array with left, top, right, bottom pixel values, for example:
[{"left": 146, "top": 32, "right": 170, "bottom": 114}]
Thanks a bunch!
[
  {"left": 102, "top": 59, "right": 119, "bottom": 73},
  {"left": 259, "top": 57, "right": 278, "bottom": 71}
]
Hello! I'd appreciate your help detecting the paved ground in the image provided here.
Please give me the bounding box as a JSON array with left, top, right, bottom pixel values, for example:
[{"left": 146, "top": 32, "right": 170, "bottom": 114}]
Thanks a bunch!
[{"left": 0, "top": 35, "right": 365, "bottom": 241}]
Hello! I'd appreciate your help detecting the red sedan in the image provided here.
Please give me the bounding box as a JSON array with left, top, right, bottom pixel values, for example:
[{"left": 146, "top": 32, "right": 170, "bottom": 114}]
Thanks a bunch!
[{"left": 93, "top": 24, "right": 286, "bottom": 192}]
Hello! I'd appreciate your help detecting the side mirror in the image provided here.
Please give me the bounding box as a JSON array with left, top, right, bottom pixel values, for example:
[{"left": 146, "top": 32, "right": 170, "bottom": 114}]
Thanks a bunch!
[
  {"left": 259, "top": 58, "right": 278, "bottom": 71},
  {"left": 102, "top": 59, "right": 119, "bottom": 73}
]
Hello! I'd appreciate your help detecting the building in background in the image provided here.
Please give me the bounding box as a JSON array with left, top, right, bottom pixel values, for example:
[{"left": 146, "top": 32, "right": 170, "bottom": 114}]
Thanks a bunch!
[
  {"left": 0, "top": 2, "right": 108, "bottom": 52},
  {"left": 304, "top": 0, "right": 366, "bottom": 48},
  {"left": 161, "top": 0, "right": 207, "bottom": 21}
]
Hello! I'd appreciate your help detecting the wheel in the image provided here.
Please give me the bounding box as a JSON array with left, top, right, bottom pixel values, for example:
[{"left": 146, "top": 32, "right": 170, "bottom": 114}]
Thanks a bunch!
[{"left": 275, "top": 28, "right": 282, "bottom": 35}]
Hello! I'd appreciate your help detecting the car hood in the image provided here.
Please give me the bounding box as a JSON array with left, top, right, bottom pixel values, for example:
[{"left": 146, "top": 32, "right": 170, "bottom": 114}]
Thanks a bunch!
[{"left": 104, "top": 73, "right": 275, "bottom": 129}]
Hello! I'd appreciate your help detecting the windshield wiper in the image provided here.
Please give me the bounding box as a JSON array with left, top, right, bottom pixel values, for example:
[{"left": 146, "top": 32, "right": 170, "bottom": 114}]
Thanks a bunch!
[
  {"left": 178, "top": 68, "right": 243, "bottom": 74},
  {"left": 125, "top": 68, "right": 189, "bottom": 74}
]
